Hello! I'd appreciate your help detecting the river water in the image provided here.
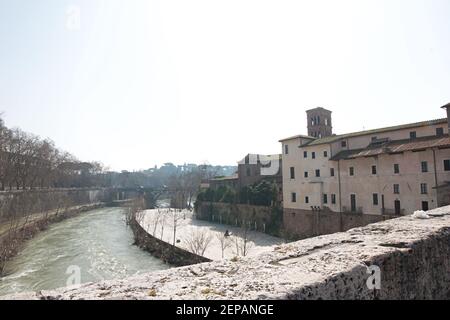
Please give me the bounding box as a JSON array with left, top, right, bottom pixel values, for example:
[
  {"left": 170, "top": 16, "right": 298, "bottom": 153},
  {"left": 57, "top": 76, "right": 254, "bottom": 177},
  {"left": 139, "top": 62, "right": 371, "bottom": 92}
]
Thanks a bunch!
[{"left": 0, "top": 207, "right": 170, "bottom": 296}]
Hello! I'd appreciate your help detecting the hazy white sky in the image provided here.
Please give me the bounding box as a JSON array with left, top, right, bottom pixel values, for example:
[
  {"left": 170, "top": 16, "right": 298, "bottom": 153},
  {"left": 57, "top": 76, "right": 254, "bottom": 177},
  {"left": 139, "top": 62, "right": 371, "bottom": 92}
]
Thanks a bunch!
[{"left": 1, "top": 0, "right": 449, "bottom": 171}]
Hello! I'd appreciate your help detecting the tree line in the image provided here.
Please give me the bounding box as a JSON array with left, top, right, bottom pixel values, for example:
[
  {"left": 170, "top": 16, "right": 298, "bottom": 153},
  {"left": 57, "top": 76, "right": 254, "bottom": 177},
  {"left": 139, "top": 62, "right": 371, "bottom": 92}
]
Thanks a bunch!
[
  {"left": 196, "top": 180, "right": 279, "bottom": 207},
  {"left": 0, "top": 116, "right": 104, "bottom": 191}
]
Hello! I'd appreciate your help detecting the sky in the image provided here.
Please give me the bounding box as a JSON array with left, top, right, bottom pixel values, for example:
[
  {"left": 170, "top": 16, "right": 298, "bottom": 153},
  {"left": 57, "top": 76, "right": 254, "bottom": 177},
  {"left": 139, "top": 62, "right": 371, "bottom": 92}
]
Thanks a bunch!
[{"left": 1, "top": 0, "right": 450, "bottom": 171}]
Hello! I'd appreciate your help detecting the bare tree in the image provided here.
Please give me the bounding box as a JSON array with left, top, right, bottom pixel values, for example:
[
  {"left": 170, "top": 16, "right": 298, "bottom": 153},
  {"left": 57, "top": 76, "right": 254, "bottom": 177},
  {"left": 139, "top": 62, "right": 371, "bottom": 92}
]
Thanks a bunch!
[
  {"left": 233, "top": 223, "right": 254, "bottom": 257},
  {"left": 166, "top": 208, "right": 184, "bottom": 246},
  {"left": 216, "top": 233, "right": 232, "bottom": 259},
  {"left": 185, "top": 230, "right": 213, "bottom": 256}
]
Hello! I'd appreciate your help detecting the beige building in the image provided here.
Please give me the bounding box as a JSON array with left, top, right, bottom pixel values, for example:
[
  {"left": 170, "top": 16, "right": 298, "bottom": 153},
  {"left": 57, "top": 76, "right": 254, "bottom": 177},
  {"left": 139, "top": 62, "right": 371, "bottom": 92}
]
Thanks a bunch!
[{"left": 280, "top": 104, "right": 450, "bottom": 236}]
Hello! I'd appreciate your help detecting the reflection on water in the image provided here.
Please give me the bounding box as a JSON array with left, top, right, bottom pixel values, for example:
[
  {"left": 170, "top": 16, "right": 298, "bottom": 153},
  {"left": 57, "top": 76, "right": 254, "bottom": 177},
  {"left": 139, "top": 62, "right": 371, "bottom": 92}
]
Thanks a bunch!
[{"left": 0, "top": 207, "right": 169, "bottom": 296}]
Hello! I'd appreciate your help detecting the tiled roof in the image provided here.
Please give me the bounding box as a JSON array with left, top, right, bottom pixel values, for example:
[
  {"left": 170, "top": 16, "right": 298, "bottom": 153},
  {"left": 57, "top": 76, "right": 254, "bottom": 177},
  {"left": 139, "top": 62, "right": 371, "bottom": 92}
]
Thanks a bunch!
[
  {"left": 330, "top": 135, "right": 450, "bottom": 161},
  {"left": 305, "top": 118, "right": 447, "bottom": 146}
]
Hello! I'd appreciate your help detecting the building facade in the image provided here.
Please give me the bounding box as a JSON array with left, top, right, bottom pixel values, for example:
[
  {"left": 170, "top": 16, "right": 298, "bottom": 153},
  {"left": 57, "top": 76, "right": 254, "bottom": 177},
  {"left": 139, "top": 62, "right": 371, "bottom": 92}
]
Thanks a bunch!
[
  {"left": 206, "top": 153, "right": 283, "bottom": 205},
  {"left": 280, "top": 105, "right": 450, "bottom": 236}
]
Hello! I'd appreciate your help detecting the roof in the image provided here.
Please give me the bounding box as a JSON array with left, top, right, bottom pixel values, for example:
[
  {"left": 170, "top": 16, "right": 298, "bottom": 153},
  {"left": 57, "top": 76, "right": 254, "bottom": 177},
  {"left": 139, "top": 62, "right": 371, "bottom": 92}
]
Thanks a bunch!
[
  {"left": 238, "top": 153, "right": 281, "bottom": 165},
  {"left": 305, "top": 118, "right": 448, "bottom": 146},
  {"left": 278, "top": 134, "right": 316, "bottom": 142},
  {"left": 330, "top": 135, "right": 450, "bottom": 161},
  {"left": 441, "top": 102, "right": 450, "bottom": 109},
  {"left": 305, "top": 107, "right": 332, "bottom": 113}
]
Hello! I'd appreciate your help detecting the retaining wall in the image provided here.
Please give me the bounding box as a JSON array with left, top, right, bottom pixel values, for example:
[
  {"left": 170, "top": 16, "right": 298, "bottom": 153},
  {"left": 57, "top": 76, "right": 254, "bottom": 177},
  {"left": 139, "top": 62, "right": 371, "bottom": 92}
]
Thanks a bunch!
[{"left": 130, "top": 216, "right": 211, "bottom": 267}]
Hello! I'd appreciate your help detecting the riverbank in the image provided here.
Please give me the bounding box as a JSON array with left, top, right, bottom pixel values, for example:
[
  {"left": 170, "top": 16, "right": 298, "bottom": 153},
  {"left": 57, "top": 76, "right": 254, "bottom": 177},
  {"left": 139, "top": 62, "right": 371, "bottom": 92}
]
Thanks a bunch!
[
  {"left": 0, "top": 202, "right": 105, "bottom": 275},
  {"left": 130, "top": 215, "right": 210, "bottom": 267},
  {"left": 3, "top": 205, "right": 450, "bottom": 300},
  {"left": 136, "top": 209, "right": 284, "bottom": 261},
  {"left": 0, "top": 207, "right": 170, "bottom": 296}
]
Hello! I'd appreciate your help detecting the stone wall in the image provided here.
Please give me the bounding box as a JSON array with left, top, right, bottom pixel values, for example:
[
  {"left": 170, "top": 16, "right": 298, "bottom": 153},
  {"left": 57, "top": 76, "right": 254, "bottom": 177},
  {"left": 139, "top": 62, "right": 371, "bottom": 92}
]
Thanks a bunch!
[
  {"left": 196, "top": 202, "right": 394, "bottom": 240},
  {"left": 283, "top": 208, "right": 396, "bottom": 240},
  {"left": 5, "top": 205, "right": 450, "bottom": 300},
  {"left": 195, "top": 202, "right": 282, "bottom": 236},
  {"left": 129, "top": 216, "right": 211, "bottom": 267}
]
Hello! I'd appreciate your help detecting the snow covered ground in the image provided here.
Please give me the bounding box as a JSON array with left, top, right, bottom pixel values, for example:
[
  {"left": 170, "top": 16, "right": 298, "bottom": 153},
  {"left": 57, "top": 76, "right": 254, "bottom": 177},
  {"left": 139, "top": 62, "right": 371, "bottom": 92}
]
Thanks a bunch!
[{"left": 136, "top": 209, "right": 284, "bottom": 261}]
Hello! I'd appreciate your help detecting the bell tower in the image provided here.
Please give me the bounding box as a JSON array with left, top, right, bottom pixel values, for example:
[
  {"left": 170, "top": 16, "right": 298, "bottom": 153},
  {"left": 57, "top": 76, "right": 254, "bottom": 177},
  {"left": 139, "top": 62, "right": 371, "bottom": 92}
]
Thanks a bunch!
[{"left": 306, "top": 107, "right": 333, "bottom": 138}]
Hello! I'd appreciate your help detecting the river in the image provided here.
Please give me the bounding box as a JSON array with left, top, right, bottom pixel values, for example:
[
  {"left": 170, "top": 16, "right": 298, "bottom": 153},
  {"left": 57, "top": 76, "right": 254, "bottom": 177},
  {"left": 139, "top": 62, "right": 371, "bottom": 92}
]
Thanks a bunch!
[{"left": 0, "top": 207, "right": 170, "bottom": 296}]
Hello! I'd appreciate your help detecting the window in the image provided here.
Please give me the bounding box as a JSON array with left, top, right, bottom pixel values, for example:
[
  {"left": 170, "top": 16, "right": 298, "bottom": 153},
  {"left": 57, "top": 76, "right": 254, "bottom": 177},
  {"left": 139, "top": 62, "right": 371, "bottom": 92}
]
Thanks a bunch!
[
  {"left": 312, "top": 152, "right": 316, "bottom": 159},
  {"left": 323, "top": 151, "right": 328, "bottom": 158},
  {"left": 421, "top": 161, "right": 428, "bottom": 173},
  {"left": 444, "top": 160, "right": 450, "bottom": 171},
  {"left": 373, "top": 193, "right": 379, "bottom": 206},
  {"left": 323, "top": 194, "right": 328, "bottom": 204},
  {"left": 341, "top": 141, "right": 347, "bottom": 148},
  {"left": 420, "top": 183, "right": 428, "bottom": 194},
  {"left": 331, "top": 194, "right": 336, "bottom": 204},
  {"left": 394, "top": 184, "right": 400, "bottom": 194},
  {"left": 291, "top": 193, "right": 297, "bottom": 203},
  {"left": 290, "top": 167, "right": 295, "bottom": 179},
  {"left": 304, "top": 171, "right": 308, "bottom": 178},
  {"left": 349, "top": 167, "right": 354, "bottom": 176},
  {"left": 372, "top": 165, "right": 377, "bottom": 175},
  {"left": 394, "top": 164, "right": 400, "bottom": 174},
  {"left": 330, "top": 168, "right": 335, "bottom": 177},
  {"left": 436, "top": 127, "right": 444, "bottom": 136},
  {"left": 410, "top": 131, "right": 417, "bottom": 139},
  {"left": 325, "top": 118, "right": 328, "bottom": 126},
  {"left": 304, "top": 151, "right": 308, "bottom": 158},
  {"left": 350, "top": 194, "right": 356, "bottom": 212},
  {"left": 305, "top": 196, "right": 309, "bottom": 204},
  {"left": 315, "top": 169, "right": 321, "bottom": 177},
  {"left": 284, "top": 144, "right": 289, "bottom": 155},
  {"left": 371, "top": 136, "right": 377, "bottom": 142}
]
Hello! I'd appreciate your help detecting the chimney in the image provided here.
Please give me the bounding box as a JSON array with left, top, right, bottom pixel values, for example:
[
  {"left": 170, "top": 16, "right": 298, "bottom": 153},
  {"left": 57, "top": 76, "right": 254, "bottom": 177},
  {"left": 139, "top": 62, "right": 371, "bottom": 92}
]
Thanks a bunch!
[{"left": 441, "top": 103, "right": 450, "bottom": 132}]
